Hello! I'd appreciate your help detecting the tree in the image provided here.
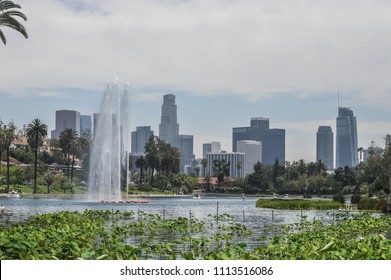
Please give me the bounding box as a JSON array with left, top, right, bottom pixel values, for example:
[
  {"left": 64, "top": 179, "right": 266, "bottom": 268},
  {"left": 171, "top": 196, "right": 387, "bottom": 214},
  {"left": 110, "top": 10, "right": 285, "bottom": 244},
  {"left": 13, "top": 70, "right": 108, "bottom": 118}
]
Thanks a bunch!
[
  {"left": 26, "top": 118, "right": 47, "bottom": 194},
  {"left": 44, "top": 172, "right": 54, "bottom": 194},
  {"left": 236, "top": 161, "right": 242, "bottom": 178},
  {"left": 201, "top": 158, "right": 208, "bottom": 176},
  {"left": 144, "top": 136, "right": 161, "bottom": 186},
  {"left": 59, "top": 128, "right": 78, "bottom": 180},
  {"left": 135, "top": 155, "right": 146, "bottom": 184},
  {"left": 0, "top": 120, "right": 5, "bottom": 173},
  {"left": 0, "top": 0, "right": 28, "bottom": 45},
  {"left": 2, "top": 121, "right": 16, "bottom": 193}
]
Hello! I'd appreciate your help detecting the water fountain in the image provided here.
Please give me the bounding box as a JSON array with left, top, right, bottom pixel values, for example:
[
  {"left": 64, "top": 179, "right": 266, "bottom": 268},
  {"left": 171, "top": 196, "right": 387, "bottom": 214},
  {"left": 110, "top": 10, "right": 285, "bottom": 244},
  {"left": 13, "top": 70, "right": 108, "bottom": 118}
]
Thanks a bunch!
[{"left": 88, "top": 78, "right": 130, "bottom": 201}]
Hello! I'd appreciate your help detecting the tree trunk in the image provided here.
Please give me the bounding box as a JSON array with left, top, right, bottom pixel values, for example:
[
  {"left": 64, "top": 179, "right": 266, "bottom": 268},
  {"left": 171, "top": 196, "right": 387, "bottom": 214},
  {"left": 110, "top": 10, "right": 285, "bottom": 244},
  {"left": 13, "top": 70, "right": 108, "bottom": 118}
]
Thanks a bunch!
[
  {"left": 71, "top": 154, "right": 75, "bottom": 182},
  {"left": 6, "top": 146, "right": 10, "bottom": 193},
  {"left": 33, "top": 135, "right": 38, "bottom": 194}
]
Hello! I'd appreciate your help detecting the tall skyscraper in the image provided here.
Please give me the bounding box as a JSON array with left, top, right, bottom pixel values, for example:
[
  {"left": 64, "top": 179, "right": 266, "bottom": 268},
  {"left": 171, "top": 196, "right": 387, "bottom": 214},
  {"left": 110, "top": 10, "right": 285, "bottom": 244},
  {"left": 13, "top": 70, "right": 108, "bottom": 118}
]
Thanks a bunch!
[
  {"left": 159, "top": 94, "right": 179, "bottom": 147},
  {"left": 237, "top": 140, "right": 262, "bottom": 176},
  {"left": 336, "top": 107, "right": 358, "bottom": 168},
  {"left": 316, "top": 126, "right": 334, "bottom": 170},
  {"left": 158, "top": 94, "right": 194, "bottom": 173},
  {"left": 232, "top": 117, "right": 285, "bottom": 165},
  {"left": 51, "top": 110, "right": 81, "bottom": 139},
  {"left": 131, "top": 126, "right": 154, "bottom": 156}
]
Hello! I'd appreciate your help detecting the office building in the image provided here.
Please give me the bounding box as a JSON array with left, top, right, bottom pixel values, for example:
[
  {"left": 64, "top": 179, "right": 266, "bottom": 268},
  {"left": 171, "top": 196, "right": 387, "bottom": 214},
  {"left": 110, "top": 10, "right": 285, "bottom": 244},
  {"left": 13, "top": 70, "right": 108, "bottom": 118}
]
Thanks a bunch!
[
  {"left": 232, "top": 117, "right": 285, "bottom": 165},
  {"left": 51, "top": 110, "right": 81, "bottom": 139},
  {"left": 316, "top": 126, "right": 334, "bottom": 170},
  {"left": 336, "top": 107, "right": 358, "bottom": 168},
  {"left": 131, "top": 126, "right": 154, "bottom": 156},
  {"left": 179, "top": 135, "right": 195, "bottom": 173},
  {"left": 202, "top": 142, "right": 221, "bottom": 159},
  {"left": 206, "top": 151, "right": 244, "bottom": 178},
  {"left": 80, "top": 115, "right": 92, "bottom": 136},
  {"left": 237, "top": 140, "right": 262, "bottom": 176},
  {"left": 158, "top": 94, "right": 195, "bottom": 173},
  {"left": 159, "top": 94, "right": 180, "bottom": 147}
]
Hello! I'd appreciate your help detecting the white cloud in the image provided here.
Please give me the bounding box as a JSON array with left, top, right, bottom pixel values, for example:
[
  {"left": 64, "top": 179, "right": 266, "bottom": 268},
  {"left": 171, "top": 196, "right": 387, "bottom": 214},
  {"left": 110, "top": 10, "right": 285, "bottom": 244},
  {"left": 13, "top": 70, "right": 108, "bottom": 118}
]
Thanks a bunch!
[
  {"left": 2, "top": 0, "right": 390, "bottom": 105},
  {"left": 2, "top": 0, "right": 391, "bottom": 162}
]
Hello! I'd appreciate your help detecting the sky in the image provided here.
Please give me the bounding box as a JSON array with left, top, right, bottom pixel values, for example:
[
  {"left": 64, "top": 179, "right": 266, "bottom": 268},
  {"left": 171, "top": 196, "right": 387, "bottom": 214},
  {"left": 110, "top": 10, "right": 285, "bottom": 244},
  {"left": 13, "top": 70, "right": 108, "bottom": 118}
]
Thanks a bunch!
[{"left": 1, "top": 0, "right": 391, "bottom": 162}]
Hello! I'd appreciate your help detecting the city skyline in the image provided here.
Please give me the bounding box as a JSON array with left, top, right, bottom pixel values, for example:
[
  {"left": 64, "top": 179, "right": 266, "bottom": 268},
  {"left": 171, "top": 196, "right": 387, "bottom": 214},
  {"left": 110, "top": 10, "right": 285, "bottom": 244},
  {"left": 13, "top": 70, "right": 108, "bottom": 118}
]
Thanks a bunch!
[{"left": 2, "top": 0, "right": 391, "bottom": 162}]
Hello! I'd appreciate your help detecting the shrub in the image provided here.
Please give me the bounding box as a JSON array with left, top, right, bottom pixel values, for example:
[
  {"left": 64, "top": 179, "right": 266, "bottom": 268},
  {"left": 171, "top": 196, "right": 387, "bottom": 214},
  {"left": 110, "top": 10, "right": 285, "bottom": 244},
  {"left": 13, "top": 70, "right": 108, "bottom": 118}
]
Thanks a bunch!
[
  {"left": 333, "top": 194, "right": 345, "bottom": 204},
  {"left": 357, "top": 197, "right": 387, "bottom": 211}
]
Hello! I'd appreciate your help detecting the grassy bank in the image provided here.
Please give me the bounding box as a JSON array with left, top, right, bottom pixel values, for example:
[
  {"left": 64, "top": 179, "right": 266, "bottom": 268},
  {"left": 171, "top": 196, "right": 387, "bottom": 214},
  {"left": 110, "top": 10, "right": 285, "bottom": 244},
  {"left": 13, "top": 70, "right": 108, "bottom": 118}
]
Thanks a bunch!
[{"left": 256, "top": 199, "right": 343, "bottom": 210}]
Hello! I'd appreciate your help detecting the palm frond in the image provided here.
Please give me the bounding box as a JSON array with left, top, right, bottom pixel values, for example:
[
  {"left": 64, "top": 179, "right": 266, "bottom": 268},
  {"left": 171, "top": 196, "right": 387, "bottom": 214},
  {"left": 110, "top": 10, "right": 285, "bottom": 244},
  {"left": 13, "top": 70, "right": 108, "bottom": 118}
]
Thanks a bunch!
[
  {"left": 0, "top": 0, "right": 27, "bottom": 45},
  {"left": 0, "top": 29, "right": 5, "bottom": 44},
  {"left": 0, "top": 1, "right": 21, "bottom": 11},
  {"left": 3, "top": 10, "right": 27, "bottom": 21},
  {"left": 0, "top": 16, "right": 27, "bottom": 38}
]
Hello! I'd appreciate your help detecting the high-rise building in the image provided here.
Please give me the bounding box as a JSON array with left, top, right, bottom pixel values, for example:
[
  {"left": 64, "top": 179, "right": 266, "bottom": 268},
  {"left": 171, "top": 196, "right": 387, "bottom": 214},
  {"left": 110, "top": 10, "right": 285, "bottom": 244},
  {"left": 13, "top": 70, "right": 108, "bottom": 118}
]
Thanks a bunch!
[
  {"left": 202, "top": 142, "right": 221, "bottom": 159},
  {"left": 158, "top": 94, "right": 194, "bottom": 173},
  {"left": 232, "top": 117, "right": 285, "bottom": 165},
  {"left": 80, "top": 115, "right": 92, "bottom": 136},
  {"left": 237, "top": 140, "right": 262, "bottom": 176},
  {"left": 131, "top": 126, "right": 154, "bottom": 156},
  {"left": 316, "top": 126, "right": 334, "bottom": 170},
  {"left": 206, "top": 151, "right": 244, "bottom": 178},
  {"left": 179, "top": 135, "right": 195, "bottom": 173},
  {"left": 336, "top": 107, "right": 358, "bottom": 168},
  {"left": 159, "top": 94, "right": 179, "bottom": 147},
  {"left": 51, "top": 110, "right": 81, "bottom": 139}
]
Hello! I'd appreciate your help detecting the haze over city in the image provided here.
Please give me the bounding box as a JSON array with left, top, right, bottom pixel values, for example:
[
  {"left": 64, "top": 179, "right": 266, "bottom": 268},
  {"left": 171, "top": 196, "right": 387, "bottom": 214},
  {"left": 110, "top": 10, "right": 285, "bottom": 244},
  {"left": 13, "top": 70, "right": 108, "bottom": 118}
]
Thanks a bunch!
[{"left": 1, "top": 0, "right": 391, "bottom": 162}]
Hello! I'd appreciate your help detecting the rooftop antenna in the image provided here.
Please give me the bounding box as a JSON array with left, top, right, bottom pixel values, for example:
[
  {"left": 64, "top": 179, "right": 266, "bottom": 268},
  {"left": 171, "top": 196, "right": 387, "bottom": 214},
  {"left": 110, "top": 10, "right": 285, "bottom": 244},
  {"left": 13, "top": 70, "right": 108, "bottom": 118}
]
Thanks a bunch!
[{"left": 338, "top": 90, "right": 340, "bottom": 109}]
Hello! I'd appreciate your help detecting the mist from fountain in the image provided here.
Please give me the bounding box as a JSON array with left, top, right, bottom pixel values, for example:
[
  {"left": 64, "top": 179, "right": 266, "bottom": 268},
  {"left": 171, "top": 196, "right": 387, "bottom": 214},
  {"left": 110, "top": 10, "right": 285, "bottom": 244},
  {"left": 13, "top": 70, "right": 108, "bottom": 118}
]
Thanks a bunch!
[{"left": 88, "top": 78, "right": 130, "bottom": 201}]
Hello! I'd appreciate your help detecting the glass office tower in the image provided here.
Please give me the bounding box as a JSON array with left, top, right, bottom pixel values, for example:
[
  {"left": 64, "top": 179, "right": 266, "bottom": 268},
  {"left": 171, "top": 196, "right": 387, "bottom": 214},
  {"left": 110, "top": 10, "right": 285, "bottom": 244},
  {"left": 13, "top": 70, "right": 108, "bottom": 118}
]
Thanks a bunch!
[{"left": 336, "top": 107, "right": 358, "bottom": 168}]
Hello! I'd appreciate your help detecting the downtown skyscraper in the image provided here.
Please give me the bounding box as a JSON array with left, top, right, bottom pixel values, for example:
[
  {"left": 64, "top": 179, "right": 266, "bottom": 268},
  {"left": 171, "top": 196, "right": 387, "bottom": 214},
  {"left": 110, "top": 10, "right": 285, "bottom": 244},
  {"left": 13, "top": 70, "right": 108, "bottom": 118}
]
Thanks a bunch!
[
  {"left": 232, "top": 117, "right": 285, "bottom": 165},
  {"left": 316, "top": 126, "right": 334, "bottom": 170},
  {"left": 336, "top": 107, "right": 358, "bottom": 168},
  {"left": 159, "top": 94, "right": 194, "bottom": 173}
]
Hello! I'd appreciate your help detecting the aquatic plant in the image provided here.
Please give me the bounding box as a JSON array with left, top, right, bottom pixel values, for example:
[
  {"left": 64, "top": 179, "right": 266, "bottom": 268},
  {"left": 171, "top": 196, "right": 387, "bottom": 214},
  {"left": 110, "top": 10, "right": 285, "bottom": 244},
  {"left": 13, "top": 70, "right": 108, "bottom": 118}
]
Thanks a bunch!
[{"left": 0, "top": 210, "right": 389, "bottom": 260}]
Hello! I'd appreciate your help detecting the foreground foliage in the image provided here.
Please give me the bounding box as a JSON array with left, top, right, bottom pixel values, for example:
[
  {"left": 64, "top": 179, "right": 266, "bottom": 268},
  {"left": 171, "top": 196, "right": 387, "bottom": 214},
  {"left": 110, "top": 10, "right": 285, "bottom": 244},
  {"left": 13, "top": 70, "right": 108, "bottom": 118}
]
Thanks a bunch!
[{"left": 0, "top": 210, "right": 390, "bottom": 260}]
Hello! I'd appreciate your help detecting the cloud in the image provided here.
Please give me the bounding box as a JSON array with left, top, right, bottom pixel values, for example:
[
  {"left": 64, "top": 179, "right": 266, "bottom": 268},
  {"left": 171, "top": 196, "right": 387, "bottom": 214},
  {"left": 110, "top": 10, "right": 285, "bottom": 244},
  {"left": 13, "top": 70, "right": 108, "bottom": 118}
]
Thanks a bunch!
[
  {"left": 2, "top": 0, "right": 390, "bottom": 106},
  {"left": 2, "top": 0, "right": 391, "bottom": 162}
]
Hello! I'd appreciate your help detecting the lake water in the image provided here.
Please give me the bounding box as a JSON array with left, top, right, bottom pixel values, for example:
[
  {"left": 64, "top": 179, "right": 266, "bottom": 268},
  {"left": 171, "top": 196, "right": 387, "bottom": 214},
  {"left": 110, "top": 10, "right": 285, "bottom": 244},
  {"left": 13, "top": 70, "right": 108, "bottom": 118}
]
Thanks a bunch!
[{"left": 0, "top": 196, "right": 341, "bottom": 230}]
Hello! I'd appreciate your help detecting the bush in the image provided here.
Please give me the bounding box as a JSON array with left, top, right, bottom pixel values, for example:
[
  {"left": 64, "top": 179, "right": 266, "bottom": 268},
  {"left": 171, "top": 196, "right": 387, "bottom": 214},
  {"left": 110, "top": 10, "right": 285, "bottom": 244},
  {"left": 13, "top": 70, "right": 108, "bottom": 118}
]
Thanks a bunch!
[
  {"left": 333, "top": 194, "right": 345, "bottom": 204},
  {"left": 137, "top": 184, "right": 152, "bottom": 192},
  {"left": 357, "top": 197, "right": 387, "bottom": 211}
]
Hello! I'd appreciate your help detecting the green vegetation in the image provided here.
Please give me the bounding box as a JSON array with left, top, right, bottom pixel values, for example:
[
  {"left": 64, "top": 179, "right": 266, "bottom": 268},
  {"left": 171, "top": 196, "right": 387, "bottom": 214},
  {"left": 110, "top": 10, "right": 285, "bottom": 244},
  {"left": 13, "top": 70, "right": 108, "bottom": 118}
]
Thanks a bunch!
[
  {"left": 0, "top": 0, "right": 28, "bottom": 45},
  {"left": 255, "top": 212, "right": 391, "bottom": 260},
  {"left": 357, "top": 197, "right": 387, "bottom": 211},
  {"left": 256, "top": 199, "right": 343, "bottom": 210},
  {"left": 0, "top": 210, "right": 389, "bottom": 260}
]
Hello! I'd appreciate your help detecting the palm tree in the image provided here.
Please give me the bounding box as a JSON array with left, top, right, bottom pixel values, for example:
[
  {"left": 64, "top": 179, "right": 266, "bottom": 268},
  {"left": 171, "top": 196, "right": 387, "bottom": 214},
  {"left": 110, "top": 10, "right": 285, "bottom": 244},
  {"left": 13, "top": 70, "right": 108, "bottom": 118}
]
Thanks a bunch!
[
  {"left": 26, "top": 118, "right": 47, "bottom": 194},
  {"left": 201, "top": 158, "right": 208, "bottom": 176},
  {"left": 236, "top": 161, "right": 242, "bottom": 178},
  {"left": 0, "top": 0, "right": 28, "bottom": 45},
  {"left": 59, "top": 128, "right": 78, "bottom": 180},
  {"left": 0, "top": 120, "right": 5, "bottom": 173},
  {"left": 135, "top": 155, "right": 146, "bottom": 184},
  {"left": 3, "top": 122, "right": 16, "bottom": 193}
]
